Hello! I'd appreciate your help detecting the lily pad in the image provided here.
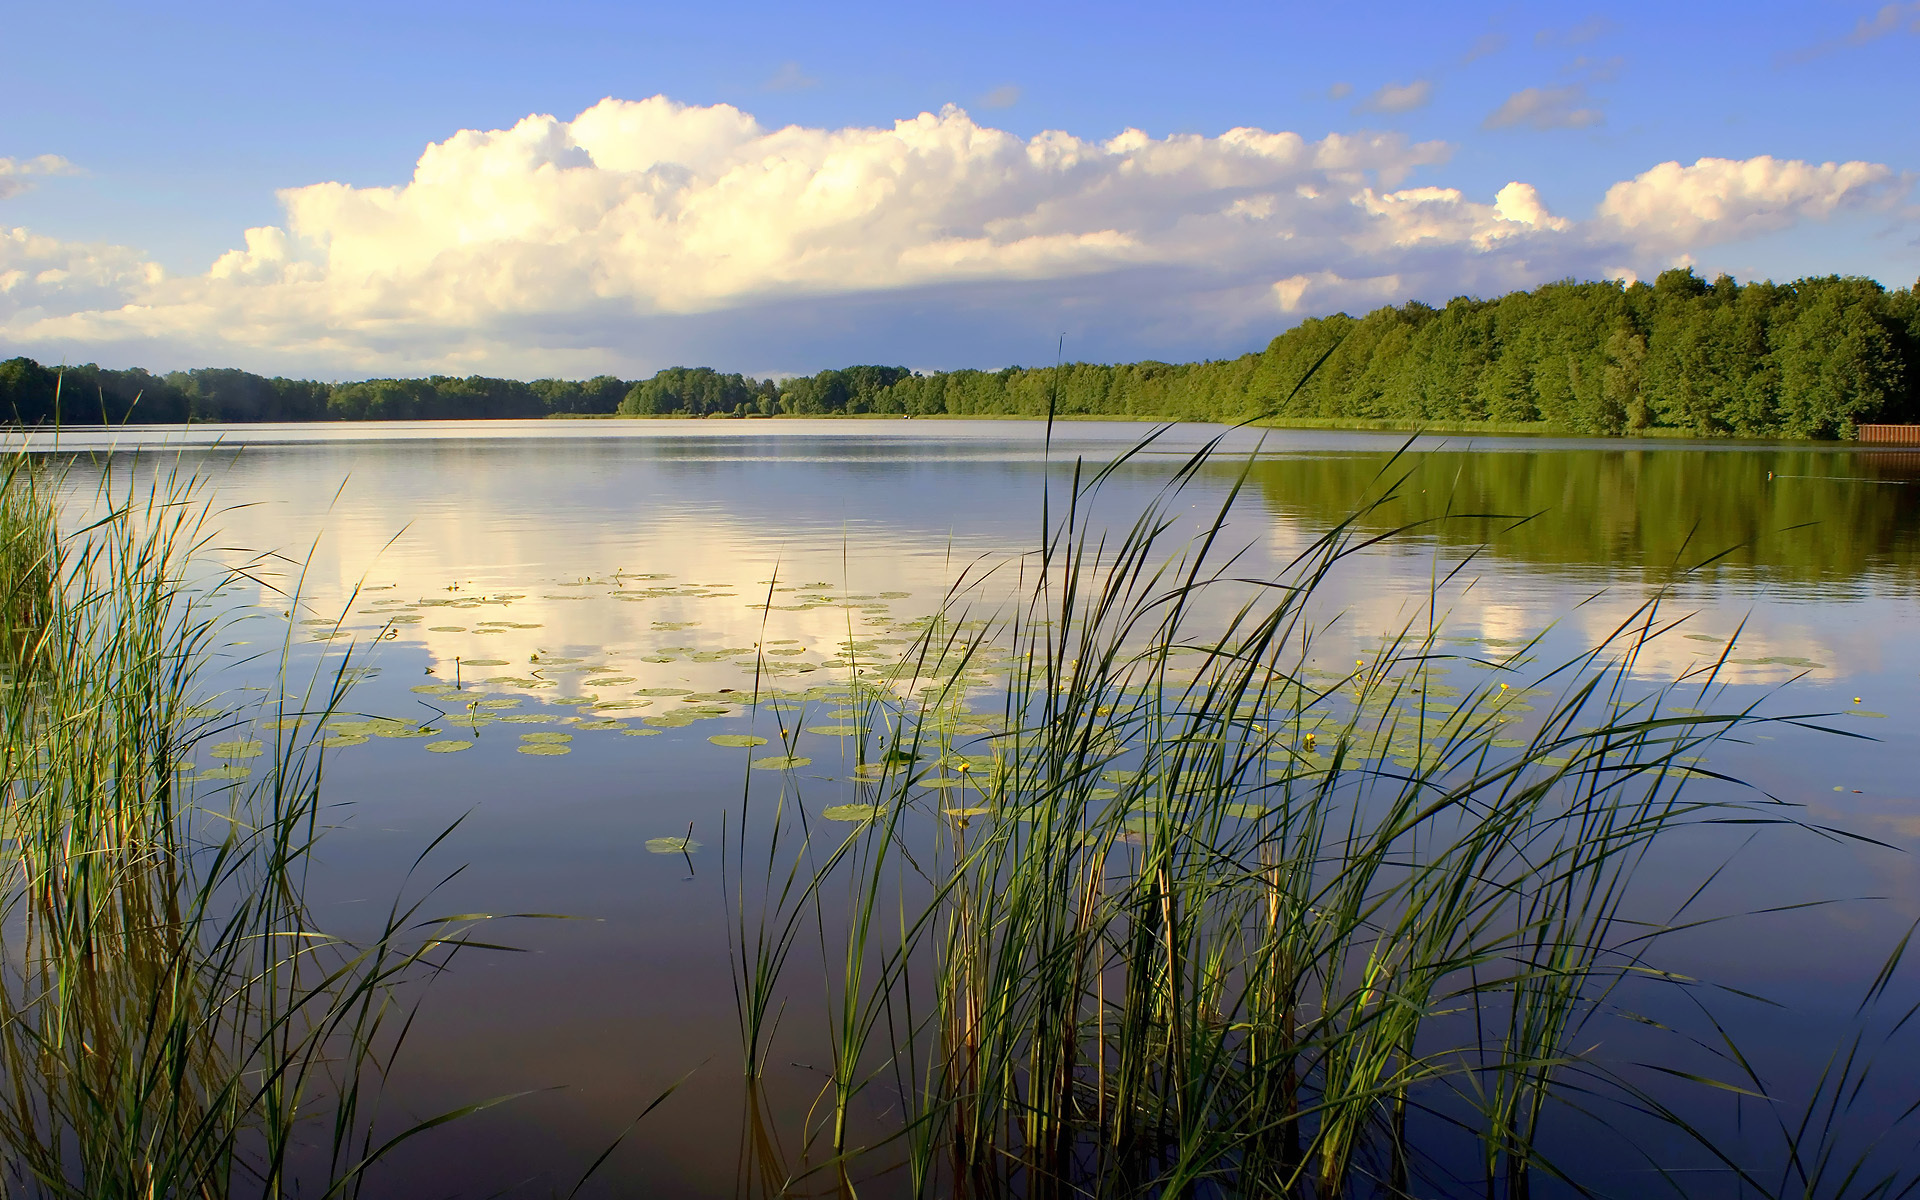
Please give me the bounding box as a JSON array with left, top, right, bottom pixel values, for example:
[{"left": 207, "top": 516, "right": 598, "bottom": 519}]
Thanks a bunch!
[
  {"left": 822, "top": 803, "right": 882, "bottom": 822},
  {"left": 196, "top": 765, "right": 253, "bottom": 781},
  {"left": 520, "top": 732, "right": 573, "bottom": 744},
  {"left": 426, "top": 740, "right": 474, "bottom": 753},
  {"left": 621, "top": 728, "right": 662, "bottom": 737},
  {"left": 516, "top": 743, "right": 572, "bottom": 756},
  {"left": 321, "top": 733, "right": 369, "bottom": 748},
  {"left": 646, "top": 836, "right": 702, "bottom": 854},
  {"left": 709, "top": 734, "right": 770, "bottom": 748},
  {"left": 209, "top": 740, "right": 265, "bottom": 759},
  {"left": 463, "top": 658, "right": 510, "bottom": 666},
  {"left": 807, "top": 724, "right": 862, "bottom": 736},
  {"left": 752, "top": 755, "right": 812, "bottom": 770}
]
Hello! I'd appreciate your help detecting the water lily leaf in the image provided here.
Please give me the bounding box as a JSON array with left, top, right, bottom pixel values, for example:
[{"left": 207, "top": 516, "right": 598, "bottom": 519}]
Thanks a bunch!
[
  {"left": 520, "top": 732, "right": 573, "bottom": 743},
  {"left": 426, "top": 740, "right": 474, "bottom": 753},
  {"left": 321, "top": 733, "right": 369, "bottom": 748},
  {"left": 752, "top": 755, "right": 812, "bottom": 770},
  {"left": 646, "top": 836, "right": 701, "bottom": 853},
  {"left": 635, "top": 688, "right": 693, "bottom": 697},
  {"left": 708, "top": 734, "right": 769, "bottom": 748},
  {"left": 209, "top": 740, "right": 265, "bottom": 759},
  {"left": 516, "top": 743, "right": 571, "bottom": 756},
  {"left": 463, "top": 658, "right": 510, "bottom": 666},
  {"left": 621, "top": 728, "right": 662, "bottom": 736},
  {"left": 574, "top": 720, "right": 625, "bottom": 731},
  {"left": 822, "top": 803, "right": 881, "bottom": 822},
  {"left": 806, "top": 724, "right": 861, "bottom": 736}
]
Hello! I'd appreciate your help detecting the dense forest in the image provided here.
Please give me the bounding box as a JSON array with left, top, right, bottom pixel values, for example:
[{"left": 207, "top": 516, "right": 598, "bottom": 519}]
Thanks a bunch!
[{"left": 4, "top": 271, "right": 1915, "bottom": 437}]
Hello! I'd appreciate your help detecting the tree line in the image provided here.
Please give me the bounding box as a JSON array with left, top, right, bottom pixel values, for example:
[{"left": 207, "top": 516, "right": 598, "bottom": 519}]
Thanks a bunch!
[{"left": 3, "top": 271, "right": 1915, "bottom": 437}]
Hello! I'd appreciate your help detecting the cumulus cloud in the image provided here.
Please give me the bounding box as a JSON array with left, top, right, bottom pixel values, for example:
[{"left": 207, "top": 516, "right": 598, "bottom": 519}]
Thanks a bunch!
[
  {"left": 0, "top": 154, "right": 80, "bottom": 200},
  {"left": 1358, "top": 80, "right": 1434, "bottom": 114},
  {"left": 1, "top": 226, "right": 163, "bottom": 324},
  {"left": 1598, "top": 155, "right": 1900, "bottom": 248},
  {"left": 0, "top": 99, "right": 1904, "bottom": 377},
  {"left": 1484, "top": 84, "right": 1603, "bottom": 130}
]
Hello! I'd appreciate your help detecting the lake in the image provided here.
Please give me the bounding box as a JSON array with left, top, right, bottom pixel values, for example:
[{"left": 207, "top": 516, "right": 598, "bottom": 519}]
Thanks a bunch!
[{"left": 24, "top": 419, "right": 1920, "bottom": 1196}]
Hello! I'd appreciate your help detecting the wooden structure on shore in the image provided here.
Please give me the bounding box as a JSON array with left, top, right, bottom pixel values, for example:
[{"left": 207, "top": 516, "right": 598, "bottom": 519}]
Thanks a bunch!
[{"left": 1858, "top": 425, "right": 1920, "bottom": 444}]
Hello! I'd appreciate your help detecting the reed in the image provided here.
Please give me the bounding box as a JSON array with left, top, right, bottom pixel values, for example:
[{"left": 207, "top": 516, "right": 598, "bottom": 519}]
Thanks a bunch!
[
  {"left": 0, "top": 450, "right": 500, "bottom": 1197},
  {"left": 728, "top": 426, "right": 1887, "bottom": 1197}
]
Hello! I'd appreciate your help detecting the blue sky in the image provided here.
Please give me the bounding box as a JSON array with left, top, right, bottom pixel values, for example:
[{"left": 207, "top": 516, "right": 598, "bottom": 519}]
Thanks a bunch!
[{"left": 1, "top": 0, "right": 1915, "bottom": 379}]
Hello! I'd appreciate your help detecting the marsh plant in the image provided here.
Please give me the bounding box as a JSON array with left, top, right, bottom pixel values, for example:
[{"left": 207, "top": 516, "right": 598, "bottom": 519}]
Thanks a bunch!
[
  {"left": 727, "top": 429, "right": 1917, "bottom": 1198},
  {"left": 0, "top": 453, "right": 494, "bottom": 1198}
]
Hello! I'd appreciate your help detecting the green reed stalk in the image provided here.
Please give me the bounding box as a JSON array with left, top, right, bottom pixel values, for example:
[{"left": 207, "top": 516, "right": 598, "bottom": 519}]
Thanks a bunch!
[{"left": 0, "top": 451, "right": 505, "bottom": 1197}]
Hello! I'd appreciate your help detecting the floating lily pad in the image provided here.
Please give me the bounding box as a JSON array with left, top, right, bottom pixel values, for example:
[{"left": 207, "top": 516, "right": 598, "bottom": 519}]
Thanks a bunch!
[
  {"left": 635, "top": 688, "right": 693, "bottom": 697},
  {"left": 752, "top": 755, "right": 812, "bottom": 770},
  {"left": 709, "top": 734, "right": 769, "bottom": 748},
  {"left": 520, "top": 732, "right": 573, "bottom": 744},
  {"left": 378, "top": 727, "right": 441, "bottom": 739},
  {"left": 646, "top": 836, "right": 702, "bottom": 854},
  {"left": 516, "top": 743, "right": 571, "bottom": 756},
  {"left": 574, "top": 720, "right": 625, "bottom": 731},
  {"left": 209, "top": 740, "right": 265, "bottom": 759},
  {"left": 426, "top": 740, "right": 474, "bottom": 753},
  {"left": 621, "top": 728, "right": 662, "bottom": 737},
  {"left": 321, "top": 733, "right": 369, "bottom": 748},
  {"left": 807, "top": 724, "right": 862, "bottom": 736},
  {"left": 428, "top": 626, "right": 466, "bottom": 633},
  {"left": 196, "top": 765, "right": 252, "bottom": 781},
  {"left": 822, "top": 803, "right": 881, "bottom": 822},
  {"left": 944, "top": 806, "right": 990, "bottom": 817},
  {"left": 463, "top": 658, "right": 509, "bottom": 667}
]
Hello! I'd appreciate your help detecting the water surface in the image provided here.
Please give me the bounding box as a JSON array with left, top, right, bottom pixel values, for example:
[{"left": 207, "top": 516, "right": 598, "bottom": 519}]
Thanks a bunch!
[{"left": 30, "top": 420, "right": 1920, "bottom": 1195}]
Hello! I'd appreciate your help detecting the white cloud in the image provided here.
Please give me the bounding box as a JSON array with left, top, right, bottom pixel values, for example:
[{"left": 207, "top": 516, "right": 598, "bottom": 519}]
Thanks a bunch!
[
  {"left": 0, "top": 99, "right": 1906, "bottom": 377},
  {"left": 1, "top": 226, "right": 163, "bottom": 324},
  {"left": 1484, "top": 85, "right": 1603, "bottom": 130},
  {"left": 1358, "top": 80, "right": 1434, "bottom": 114},
  {"left": 1597, "top": 155, "right": 1899, "bottom": 249},
  {"left": 0, "top": 154, "right": 80, "bottom": 201}
]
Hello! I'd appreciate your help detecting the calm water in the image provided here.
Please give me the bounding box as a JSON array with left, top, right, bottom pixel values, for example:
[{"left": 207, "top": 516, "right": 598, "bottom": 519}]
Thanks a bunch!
[{"left": 26, "top": 420, "right": 1920, "bottom": 1196}]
